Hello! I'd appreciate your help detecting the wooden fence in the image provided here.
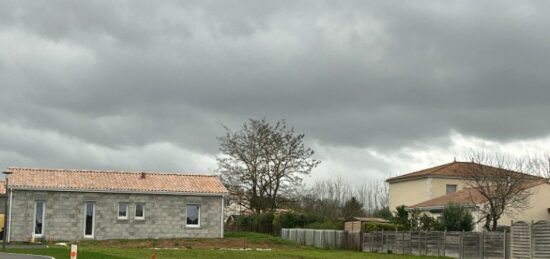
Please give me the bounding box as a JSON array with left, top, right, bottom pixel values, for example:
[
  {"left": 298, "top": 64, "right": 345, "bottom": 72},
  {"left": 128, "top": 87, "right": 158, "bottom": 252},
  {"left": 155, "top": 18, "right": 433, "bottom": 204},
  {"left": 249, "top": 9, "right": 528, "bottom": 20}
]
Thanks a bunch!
[
  {"left": 363, "top": 230, "right": 508, "bottom": 259},
  {"left": 511, "top": 220, "right": 550, "bottom": 259},
  {"left": 282, "top": 220, "right": 550, "bottom": 259},
  {"left": 280, "top": 228, "right": 362, "bottom": 250}
]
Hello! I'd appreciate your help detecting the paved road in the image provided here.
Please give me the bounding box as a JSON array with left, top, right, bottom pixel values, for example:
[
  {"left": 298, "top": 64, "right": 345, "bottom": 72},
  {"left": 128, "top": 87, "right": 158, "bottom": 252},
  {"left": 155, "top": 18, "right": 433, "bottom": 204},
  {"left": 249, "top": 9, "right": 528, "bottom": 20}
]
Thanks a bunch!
[{"left": 0, "top": 252, "right": 53, "bottom": 259}]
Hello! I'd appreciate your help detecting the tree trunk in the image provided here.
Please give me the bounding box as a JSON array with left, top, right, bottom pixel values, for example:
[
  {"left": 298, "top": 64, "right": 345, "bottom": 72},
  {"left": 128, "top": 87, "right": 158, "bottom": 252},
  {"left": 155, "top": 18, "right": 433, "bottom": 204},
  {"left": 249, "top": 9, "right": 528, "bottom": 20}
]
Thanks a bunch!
[{"left": 491, "top": 217, "right": 499, "bottom": 231}]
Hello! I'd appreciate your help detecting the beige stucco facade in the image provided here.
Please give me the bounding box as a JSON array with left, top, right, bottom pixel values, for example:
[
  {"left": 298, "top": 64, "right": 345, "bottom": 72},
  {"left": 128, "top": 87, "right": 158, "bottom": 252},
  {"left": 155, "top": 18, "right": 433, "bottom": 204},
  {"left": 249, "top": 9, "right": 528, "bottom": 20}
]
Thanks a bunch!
[
  {"left": 495, "top": 183, "right": 550, "bottom": 225},
  {"left": 388, "top": 177, "right": 466, "bottom": 212}
]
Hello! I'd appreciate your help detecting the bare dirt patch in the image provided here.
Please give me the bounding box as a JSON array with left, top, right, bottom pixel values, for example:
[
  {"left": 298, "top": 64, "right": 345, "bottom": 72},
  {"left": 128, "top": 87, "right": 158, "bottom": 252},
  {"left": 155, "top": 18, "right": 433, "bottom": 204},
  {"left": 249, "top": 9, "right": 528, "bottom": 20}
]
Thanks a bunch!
[{"left": 80, "top": 236, "right": 291, "bottom": 250}]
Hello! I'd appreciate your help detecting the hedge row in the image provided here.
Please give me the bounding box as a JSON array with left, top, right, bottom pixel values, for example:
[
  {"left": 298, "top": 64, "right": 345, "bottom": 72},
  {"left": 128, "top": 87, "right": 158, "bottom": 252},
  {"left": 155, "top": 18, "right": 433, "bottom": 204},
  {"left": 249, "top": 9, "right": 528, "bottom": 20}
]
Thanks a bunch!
[{"left": 228, "top": 212, "right": 344, "bottom": 234}]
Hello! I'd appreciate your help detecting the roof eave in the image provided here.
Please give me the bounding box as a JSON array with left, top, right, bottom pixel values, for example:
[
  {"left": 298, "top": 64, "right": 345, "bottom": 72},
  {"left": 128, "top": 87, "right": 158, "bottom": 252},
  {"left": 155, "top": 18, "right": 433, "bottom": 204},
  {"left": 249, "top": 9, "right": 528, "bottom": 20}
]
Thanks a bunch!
[
  {"left": 407, "top": 204, "right": 477, "bottom": 211},
  {"left": 387, "top": 175, "right": 464, "bottom": 183},
  {"left": 9, "top": 186, "right": 228, "bottom": 196}
]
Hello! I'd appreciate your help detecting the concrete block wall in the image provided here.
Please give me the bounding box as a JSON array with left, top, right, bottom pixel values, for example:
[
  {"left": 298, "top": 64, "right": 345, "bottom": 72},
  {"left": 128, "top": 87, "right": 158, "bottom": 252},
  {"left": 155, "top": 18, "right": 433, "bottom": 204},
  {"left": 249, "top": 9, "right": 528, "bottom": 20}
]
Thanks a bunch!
[{"left": 8, "top": 190, "right": 224, "bottom": 241}]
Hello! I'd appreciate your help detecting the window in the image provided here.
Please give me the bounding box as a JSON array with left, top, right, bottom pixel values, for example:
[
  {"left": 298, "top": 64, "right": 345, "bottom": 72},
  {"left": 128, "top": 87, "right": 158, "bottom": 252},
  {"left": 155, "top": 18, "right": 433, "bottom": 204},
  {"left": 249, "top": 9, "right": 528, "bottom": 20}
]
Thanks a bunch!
[
  {"left": 186, "top": 204, "right": 200, "bottom": 227},
  {"left": 34, "top": 201, "right": 45, "bottom": 237},
  {"left": 118, "top": 202, "right": 128, "bottom": 219},
  {"left": 446, "top": 184, "right": 457, "bottom": 194},
  {"left": 84, "top": 202, "right": 95, "bottom": 238},
  {"left": 135, "top": 203, "right": 145, "bottom": 220}
]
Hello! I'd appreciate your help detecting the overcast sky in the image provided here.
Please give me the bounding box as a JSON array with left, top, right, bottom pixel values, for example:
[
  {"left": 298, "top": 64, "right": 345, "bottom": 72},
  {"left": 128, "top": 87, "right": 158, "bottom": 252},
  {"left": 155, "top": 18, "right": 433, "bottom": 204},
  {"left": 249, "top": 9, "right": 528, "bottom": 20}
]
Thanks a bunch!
[{"left": 1, "top": 1, "right": 550, "bottom": 183}]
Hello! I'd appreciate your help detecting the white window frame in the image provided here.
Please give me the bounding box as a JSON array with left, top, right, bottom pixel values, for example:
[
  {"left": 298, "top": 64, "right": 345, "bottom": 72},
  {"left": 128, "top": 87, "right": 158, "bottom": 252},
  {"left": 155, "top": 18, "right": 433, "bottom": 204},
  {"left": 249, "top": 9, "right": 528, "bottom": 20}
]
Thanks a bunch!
[
  {"left": 118, "top": 202, "right": 129, "bottom": 220},
  {"left": 83, "top": 202, "right": 95, "bottom": 238},
  {"left": 186, "top": 204, "right": 201, "bottom": 228},
  {"left": 33, "top": 201, "right": 46, "bottom": 237},
  {"left": 135, "top": 203, "right": 145, "bottom": 220}
]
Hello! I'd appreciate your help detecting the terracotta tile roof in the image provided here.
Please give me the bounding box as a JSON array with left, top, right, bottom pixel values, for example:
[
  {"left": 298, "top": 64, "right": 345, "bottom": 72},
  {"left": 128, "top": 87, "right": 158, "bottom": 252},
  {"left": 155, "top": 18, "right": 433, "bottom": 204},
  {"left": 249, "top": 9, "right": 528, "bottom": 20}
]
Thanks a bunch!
[
  {"left": 386, "top": 161, "right": 542, "bottom": 183},
  {"left": 408, "top": 188, "right": 487, "bottom": 209},
  {"left": 409, "top": 181, "right": 547, "bottom": 209},
  {"left": 5, "top": 167, "right": 228, "bottom": 195}
]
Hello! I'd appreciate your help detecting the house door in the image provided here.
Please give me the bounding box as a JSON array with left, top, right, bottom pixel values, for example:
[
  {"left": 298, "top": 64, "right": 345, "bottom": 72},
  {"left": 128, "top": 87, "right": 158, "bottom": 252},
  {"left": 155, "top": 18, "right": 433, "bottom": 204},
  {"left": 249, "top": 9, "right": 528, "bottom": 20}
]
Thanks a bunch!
[{"left": 84, "top": 202, "right": 95, "bottom": 238}]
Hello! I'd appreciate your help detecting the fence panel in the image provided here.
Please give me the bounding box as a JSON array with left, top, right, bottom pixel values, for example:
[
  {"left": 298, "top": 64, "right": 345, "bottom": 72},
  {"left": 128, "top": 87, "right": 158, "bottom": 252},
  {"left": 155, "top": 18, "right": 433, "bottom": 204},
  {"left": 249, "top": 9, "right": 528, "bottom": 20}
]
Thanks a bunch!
[
  {"left": 281, "top": 228, "right": 355, "bottom": 250},
  {"left": 511, "top": 221, "right": 532, "bottom": 259},
  {"left": 426, "top": 231, "right": 444, "bottom": 256},
  {"left": 347, "top": 231, "right": 361, "bottom": 251},
  {"left": 304, "top": 229, "right": 314, "bottom": 246},
  {"left": 444, "top": 232, "right": 462, "bottom": 258},
  {"left": 363, "top": 230, "right": 510, "bottom": 259},
  {"left": 281, "top": 228, "right": 289, "bottom": 240},
  {"left": 462, "top": 232, "right": 481, "bottom": 258},
  {"left": 532, "top": 220, "right": 550, "bottom": 259},
  {"left": 282, "top": 223, "right": 549, "bottom": 259},
  {"left": 484, "top": 231, "right": 507, "bottom": 259}
]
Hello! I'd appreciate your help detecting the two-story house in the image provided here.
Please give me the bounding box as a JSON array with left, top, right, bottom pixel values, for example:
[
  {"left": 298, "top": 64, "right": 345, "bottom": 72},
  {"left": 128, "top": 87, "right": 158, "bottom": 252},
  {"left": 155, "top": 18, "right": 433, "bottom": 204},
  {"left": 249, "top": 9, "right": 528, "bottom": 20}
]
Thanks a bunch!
[
  {"left": 386, "top": 161, "right": 550, "bottom": 228},
  {"left": 386, "top": 161, "right": 473, "bottom": 212}
]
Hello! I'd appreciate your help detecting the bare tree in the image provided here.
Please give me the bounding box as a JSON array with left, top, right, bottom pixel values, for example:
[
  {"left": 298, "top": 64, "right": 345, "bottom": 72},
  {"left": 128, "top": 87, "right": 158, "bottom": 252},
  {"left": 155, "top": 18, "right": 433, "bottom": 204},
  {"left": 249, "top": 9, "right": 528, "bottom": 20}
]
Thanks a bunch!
[
  {"left": 298, "top": 178, "right": 389, "bottom": 219},
  {"left": 530, "top": 153, "right": 550, "bottom": 179},
  {"left": 218, "top": 119, "right": 320, "bottom": 213},
  {"left": 460, "top": 153, "right": 542, "bottom": 231}
]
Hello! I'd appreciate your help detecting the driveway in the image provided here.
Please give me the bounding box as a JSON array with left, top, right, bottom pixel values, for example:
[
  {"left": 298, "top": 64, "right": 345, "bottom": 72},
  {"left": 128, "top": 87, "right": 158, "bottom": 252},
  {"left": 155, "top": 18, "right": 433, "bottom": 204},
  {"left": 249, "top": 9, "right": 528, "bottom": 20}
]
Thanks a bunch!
[{"left": 0, "top": 253, "right": 54, "bottom": 259}]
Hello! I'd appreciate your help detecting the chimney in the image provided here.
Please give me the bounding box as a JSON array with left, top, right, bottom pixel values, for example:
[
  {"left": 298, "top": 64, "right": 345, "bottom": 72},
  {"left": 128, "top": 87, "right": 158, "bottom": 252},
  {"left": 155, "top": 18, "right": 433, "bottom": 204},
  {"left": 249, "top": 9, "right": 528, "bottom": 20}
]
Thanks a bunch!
[{"left": 140, "top": 172, "right": 146, "bottom": 179}]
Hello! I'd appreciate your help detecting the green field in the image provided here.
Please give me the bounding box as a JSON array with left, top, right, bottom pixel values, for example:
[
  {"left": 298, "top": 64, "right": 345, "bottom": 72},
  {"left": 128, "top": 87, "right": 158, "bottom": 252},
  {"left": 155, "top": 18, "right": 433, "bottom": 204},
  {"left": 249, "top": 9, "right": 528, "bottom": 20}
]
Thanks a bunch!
[{"left": 6, "top": 232, "right": 448, "bottom": 259}]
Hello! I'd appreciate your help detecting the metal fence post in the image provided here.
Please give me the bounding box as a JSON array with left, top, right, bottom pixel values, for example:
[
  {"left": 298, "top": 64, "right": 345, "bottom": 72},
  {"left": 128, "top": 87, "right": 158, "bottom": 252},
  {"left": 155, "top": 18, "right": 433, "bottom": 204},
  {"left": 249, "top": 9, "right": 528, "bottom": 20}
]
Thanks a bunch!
[
  {"left": 394, "top": 228, "right": 397, "bottom": 253},
  {"left": 479, "top": 232, "right": 485, "bottom": 259},
  {"left": 443, "top": 230, "right": 447, "bottom": 257},
  {"left": 503, "top": 229, "right": 507, "bottom": 259},
  {"left": 460, "top": 230, "right": 464, "bottom": 259},
  {"left": 425, "top": 230, "right": 428, "bottom": 255},
  {"left": 530, "top": 220, "right": 534, "bottom": 259},
  {"left": 381, "top": 229, "right": 387, "bottom": 253},
  {"left": 437, "top": 232, "right": 441, "bottom": 256},
  {"left": 409, "top": 230, "right": 412, "bottom": 254},
  {"left": 402, "top": 231, "right": 405, "bottom": 254},
  {"left": 417, "top": 231, "right": 421, "bottom": 255},
  {"left": 369, "top": 232, "right": 374, "bottom": 252}
]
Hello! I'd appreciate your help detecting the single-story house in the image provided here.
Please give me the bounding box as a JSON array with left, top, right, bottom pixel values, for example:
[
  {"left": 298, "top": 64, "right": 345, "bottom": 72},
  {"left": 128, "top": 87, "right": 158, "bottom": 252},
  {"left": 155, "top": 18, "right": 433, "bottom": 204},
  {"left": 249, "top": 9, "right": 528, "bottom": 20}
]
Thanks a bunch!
[{"left": 1, "top": 167, "right": 228, "bottom": 242}]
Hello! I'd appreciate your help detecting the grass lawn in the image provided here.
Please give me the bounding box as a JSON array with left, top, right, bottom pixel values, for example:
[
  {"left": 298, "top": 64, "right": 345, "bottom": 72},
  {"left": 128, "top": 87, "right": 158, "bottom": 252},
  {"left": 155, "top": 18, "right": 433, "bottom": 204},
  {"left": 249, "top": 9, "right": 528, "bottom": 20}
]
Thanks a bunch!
[{"left": 6, "top": 232, "right": 448, "bottom": 259}]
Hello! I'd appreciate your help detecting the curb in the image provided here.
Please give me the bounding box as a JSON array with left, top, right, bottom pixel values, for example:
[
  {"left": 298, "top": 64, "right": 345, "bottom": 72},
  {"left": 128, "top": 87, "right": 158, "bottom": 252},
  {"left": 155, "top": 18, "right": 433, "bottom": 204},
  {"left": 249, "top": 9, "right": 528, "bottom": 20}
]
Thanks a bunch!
[{"left": 0, "top": 252, "right": 55, "bottom": 259}]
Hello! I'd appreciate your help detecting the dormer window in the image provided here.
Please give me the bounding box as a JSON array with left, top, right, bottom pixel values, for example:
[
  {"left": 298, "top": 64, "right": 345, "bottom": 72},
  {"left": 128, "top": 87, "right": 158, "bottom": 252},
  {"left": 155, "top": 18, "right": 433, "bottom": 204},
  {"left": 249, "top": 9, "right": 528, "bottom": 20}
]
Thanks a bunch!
[{"left": 446, "top": 184, "right": 457, "bottom": 194}]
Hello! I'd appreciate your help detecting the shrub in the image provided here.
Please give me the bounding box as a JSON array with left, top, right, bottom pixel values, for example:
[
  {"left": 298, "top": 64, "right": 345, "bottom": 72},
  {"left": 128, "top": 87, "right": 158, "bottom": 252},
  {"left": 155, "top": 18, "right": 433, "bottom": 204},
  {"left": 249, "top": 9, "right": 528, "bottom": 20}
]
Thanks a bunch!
[
  {"left": 232, "top": 212, "right": 329, "bottom": 234},
  {"left": 279, "top": 212, "right": 319, "bottom": 228},
  {"left": 363, "top": 222, "right": 402, "bottom": 232},
  {"left": 305, "top": 219, "right": 344, "bottom": 230},
  {"left": 441, "top": 202, "right": 474, "bottom": 231},
  {"left": 418, "top": 214, "right": 442, "bottom": 231},
  {"left": 391, "top": 205, "right": 411, "bottom": 230}
]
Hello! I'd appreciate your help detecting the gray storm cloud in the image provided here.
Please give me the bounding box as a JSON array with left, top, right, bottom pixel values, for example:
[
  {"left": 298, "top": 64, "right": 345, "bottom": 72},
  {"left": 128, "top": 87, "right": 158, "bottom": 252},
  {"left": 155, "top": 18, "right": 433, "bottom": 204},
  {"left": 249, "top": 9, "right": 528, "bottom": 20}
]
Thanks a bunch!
[{"left": 1, "top": 0, "right": 550, "bottom": 180}]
